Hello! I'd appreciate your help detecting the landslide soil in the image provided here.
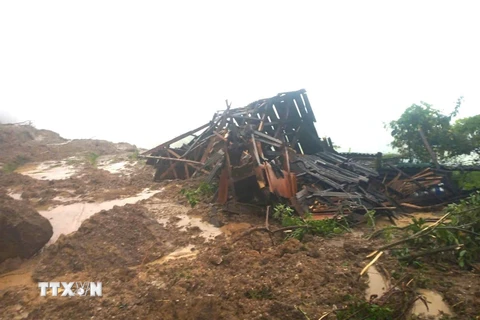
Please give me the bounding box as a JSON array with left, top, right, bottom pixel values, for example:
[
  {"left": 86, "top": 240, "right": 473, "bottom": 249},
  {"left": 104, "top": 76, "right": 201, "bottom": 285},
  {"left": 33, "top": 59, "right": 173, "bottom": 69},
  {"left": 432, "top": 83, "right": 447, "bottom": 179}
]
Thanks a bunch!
[
  {"left": 1, "top": 195, "right": 372, "bottom": 320},
  {"left": 2, "top": 181, "right": 480, "bottom": 319},
  {"left": 0, "top": 123, "right": 137, "bottom": 164},
  {"left": 1, "top": 124, "right": 479, "bottom": 319}
]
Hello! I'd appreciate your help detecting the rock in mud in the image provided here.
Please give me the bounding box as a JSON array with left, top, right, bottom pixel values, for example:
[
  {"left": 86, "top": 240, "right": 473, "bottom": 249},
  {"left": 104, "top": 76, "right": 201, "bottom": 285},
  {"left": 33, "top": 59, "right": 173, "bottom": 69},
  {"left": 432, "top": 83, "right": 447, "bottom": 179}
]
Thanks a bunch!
[
  {"left": 209, "top": 255, "right": 223, "bottom": 265},
  {"left": 0, "top": 193, "right": 53, "bottom": 263}
]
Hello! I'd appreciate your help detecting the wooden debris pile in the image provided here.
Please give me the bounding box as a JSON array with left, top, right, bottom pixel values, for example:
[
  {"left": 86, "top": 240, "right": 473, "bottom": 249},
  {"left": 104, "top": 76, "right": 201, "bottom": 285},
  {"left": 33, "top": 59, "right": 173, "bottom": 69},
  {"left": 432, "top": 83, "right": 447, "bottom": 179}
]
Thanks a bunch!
[
  {"left": 292, "top": 152, "right": 395, "bottom": 218},
  {"left": 142, "top": 89, "right": 395, "bottom": 218},
  {"left": 383, "top": 166, "right": 462, "bottom": 210}
]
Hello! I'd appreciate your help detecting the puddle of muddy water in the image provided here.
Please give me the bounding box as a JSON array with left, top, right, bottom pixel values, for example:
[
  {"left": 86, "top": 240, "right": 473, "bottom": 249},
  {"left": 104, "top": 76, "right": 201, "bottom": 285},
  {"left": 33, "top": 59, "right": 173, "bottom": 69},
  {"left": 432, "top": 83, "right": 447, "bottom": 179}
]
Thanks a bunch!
[
  {"left": 412, "top": 289, "right": 453, "bottom": 318},
  {"left": 98, "top": 160, "right": 137, "bottom": 175},
  {"left": 365, "top": 266, "right": 390, "bottom": 299},
  {"left": 16, "top": 161, "right": 78, "bottom": 180},
  {"left": 147, "top": 199, "right": 222, "bottom": 242},
  {"left": 8, "top": 192, "right": 22, "bottom": 200},
  {"left": 53, "top": 195, "right": 80, "bottom": 202},
  {"left": 175, "top": 214, "right": 222, "bottom": 241},
  {"left": 40, "top": 188, "right": 157, "bottom": 244}
]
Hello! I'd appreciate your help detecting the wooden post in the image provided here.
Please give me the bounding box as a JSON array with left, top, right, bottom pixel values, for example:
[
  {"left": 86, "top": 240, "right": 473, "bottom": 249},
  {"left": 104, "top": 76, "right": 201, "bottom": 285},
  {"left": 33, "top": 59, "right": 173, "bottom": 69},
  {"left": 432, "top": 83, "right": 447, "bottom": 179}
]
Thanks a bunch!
[
  {"left": 223, "top": 140, "right": 236, "bottom": 203},
  {"left": 418, "top": 126, "right": 440, "bottom": 169}
]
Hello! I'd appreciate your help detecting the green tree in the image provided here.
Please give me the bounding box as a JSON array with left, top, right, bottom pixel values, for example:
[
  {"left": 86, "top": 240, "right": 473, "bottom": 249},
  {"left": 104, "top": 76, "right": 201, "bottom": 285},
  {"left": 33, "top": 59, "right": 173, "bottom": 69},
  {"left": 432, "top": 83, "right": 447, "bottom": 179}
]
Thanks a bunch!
[
  {"left": 451, "top": 114, "right": 480, "bottom": 157},
  {"left": 387, "top": 101, "right": 455, "bottom": 162},
  {"left": 387, "top": 97, "right": 478, "bottom": 162}
]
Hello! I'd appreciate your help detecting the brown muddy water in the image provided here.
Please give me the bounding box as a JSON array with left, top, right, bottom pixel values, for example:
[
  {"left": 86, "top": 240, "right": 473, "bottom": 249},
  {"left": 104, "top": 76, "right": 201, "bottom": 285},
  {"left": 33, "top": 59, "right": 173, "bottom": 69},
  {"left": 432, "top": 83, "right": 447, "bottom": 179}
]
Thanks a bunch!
[
  {"left": 365, "top": 266, "right": 390, "bottom": 299},
  {"left": 97, "top": 160, "right": 138, "bottom": 175},
  {"left": 7, "top": 192, "right": 22, "bottom": 200},
  {"left": 16, "top": 160, "right": 78, "bottom": 180},
  {"left": 413, "top": 289, "right": 453, "bottom": 318},
  {"left": 174, "top": 214, "right": 222, "bottom": 241},
  {"left": 40, "top": 188, "right": 158, "bottom": 244},
  {"left": 365, "top": 265, "right": 453, "bottom": 318}
]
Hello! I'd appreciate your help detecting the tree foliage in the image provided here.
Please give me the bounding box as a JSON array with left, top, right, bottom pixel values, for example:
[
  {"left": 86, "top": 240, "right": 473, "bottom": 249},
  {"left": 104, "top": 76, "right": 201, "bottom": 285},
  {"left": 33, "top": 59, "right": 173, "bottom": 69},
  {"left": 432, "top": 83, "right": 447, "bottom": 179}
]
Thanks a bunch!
[
  {"left": 387, "top": 97, "right": 479, "bottom": 162},
  {"left": 451, "top": 114, "right": 480, "bottom": 157}
]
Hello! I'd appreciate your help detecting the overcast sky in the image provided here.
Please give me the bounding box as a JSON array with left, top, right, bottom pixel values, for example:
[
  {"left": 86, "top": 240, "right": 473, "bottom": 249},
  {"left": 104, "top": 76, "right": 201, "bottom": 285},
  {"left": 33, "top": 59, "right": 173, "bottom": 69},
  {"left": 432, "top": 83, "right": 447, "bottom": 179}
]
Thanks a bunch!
[{"left": 1, "top": 1, "right": 479, "bottom": 153}]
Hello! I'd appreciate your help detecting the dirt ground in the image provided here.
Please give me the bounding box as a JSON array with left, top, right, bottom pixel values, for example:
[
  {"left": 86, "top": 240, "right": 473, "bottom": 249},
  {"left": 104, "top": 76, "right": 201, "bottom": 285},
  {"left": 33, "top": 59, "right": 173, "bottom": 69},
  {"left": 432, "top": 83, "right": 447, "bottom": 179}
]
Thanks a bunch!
[
  {"left": 1, "top": 124, "right": 479, "bottom": 319},
  {"left": 0, "top": 197, "right": 372, "bottom": 319}
]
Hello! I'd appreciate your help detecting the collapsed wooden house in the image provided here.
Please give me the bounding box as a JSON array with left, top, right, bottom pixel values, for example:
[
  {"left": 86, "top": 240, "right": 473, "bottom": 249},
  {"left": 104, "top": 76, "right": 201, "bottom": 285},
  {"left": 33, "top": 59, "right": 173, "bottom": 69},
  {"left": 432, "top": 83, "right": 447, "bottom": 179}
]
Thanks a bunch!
[
  {"left": 142, "top": 89, "right": 402, "bottom": 219},
  {"left": 143, "top": 89, "right": 478, "bottom": 218}
]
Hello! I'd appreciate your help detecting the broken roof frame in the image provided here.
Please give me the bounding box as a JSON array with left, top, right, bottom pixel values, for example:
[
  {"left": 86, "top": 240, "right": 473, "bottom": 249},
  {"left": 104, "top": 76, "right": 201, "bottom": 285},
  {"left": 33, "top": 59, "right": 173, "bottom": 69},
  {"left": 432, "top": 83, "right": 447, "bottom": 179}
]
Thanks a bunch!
[
  {"left": 142, "top": 89, "right": 401, "bottom": 219},
  {"left": 142, "top": 89, "right": 335, "bottom": 182}
]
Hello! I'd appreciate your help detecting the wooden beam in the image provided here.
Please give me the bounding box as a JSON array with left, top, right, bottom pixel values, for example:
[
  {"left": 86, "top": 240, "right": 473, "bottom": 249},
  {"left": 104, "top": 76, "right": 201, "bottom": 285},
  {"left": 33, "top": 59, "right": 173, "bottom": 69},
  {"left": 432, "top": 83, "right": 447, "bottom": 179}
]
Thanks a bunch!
[
  {"left": 219, "top": 100, "right": 231, "bottom": 128},
  {"left": 200, "top": 136, "right": 218, "bottom": 163},
  {"left": 257, "top": 113, "right": 267, "bottom": 131},
  {"left": 142, "top": 122, "right": 211, "bottom": 155},
  {"left": 213, "top": 131, "right": 227, "bottom": 141},
  {"left": 159, "top": 162, "right": 177, "bottom": 180},
  {"left": 253, "top": 130, "right": 283, "bottom": 146},
  {"left": 223, "top": 141, "right": 236, "bottom": 202},
  {"left": 170, "top": 159, "right": 178, "bottom": 179},
  {"left": 141, "top": 155, "right": 204, "bottom": 166},
  {"left": 251, "top": 134, "right": 261, "bottom": 165},
  {"left": 168, "top": 148, "right": 207, "bottom": 176}
]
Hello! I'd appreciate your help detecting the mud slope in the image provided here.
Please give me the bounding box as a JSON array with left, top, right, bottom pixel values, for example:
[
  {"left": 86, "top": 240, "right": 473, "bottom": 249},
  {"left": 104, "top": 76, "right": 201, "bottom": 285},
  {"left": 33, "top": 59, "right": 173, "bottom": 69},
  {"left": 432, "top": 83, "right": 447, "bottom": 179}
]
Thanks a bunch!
[{"left": 0, "top": 123, "right": 136, "bottom": 164}]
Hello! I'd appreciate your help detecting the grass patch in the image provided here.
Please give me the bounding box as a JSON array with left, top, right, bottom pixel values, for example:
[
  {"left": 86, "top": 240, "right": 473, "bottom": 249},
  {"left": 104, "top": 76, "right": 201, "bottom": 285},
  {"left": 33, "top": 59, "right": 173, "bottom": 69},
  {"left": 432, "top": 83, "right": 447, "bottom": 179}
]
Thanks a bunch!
[
  {"left": 85, "top": 152, "right": 100, "bottom": 167},
  {"left": 336, "top": 300, "right": 394, "bottom": 320},
  {"left": 2, "top": 155, "right": 30, "bottom": 173},
  {"left": 244, "top": 286, "right": 273, "bottom": 300},
  {"left": 66, "top": 158, "right": 82, "bottom": 166}
]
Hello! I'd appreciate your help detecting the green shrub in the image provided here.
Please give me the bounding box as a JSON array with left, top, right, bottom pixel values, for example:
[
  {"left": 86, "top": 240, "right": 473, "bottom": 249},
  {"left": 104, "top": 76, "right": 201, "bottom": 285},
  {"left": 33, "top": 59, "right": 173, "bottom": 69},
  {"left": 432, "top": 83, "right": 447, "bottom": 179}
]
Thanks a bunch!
[
  {"left": 272, "top": 204, "right": 349, "bottom": 240},
  {"left": 244, "top": 286, "right": 273, "bottom": 300},
  {"left": 180, "top": 182, "right": 216, "bottom": 208},
  {"left": 452, "top": 171, "right": 480, "bottom": 190},
  {"left": 85, "top": 152, "right": 100, "bottom": 166},
  {"left": 2, "top": 155, "right": 30, "bottom": 173},
  {"left": 336, "top": 300, "right": 394, "bottom": 320},
  {"left": 128, "top": 150, "right": 139, "bottom": 161}
]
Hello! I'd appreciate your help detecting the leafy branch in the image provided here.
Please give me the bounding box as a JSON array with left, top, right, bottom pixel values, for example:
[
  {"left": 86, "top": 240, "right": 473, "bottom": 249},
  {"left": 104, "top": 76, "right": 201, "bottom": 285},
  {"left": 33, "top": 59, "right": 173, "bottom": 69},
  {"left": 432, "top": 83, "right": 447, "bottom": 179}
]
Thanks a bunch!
[{"left": 368, "top": 192, "right": 480, "bottom": 268}]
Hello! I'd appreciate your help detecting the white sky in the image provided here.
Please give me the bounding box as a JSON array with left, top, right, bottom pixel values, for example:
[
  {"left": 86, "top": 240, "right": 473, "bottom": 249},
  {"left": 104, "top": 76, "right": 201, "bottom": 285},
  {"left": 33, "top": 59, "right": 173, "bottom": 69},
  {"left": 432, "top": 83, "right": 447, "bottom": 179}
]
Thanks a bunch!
[{"left": 1, "top": 1, "right": 479, "bottom": 153}]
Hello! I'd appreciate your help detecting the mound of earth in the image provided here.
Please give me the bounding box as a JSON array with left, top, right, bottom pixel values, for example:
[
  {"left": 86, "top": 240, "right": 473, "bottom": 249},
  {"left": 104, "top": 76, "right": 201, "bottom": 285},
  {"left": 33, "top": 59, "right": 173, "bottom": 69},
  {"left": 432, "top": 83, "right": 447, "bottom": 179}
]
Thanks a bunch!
[
  {"left": 33, "top": 202, "right": 197, "bottom": 280},
  {"left": 0, "top": 123, "right": 137, "bottom": 164},
  {"left": 0, "top": 164, "right": 156, "bottom": 208},
  {"left": 23, "top": 230, "right": 371, "bottom": 320},
  {"left": 0, "top": 192, "right": 53, "bottom": 263}
]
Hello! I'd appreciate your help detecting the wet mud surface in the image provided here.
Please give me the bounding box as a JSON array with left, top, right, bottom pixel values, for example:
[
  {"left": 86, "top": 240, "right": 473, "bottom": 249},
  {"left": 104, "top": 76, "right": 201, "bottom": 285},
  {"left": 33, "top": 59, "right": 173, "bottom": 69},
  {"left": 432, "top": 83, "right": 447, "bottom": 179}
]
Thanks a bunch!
[{"left": 1, "top": 125, "right": 479, "bottom": 319}]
